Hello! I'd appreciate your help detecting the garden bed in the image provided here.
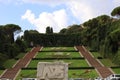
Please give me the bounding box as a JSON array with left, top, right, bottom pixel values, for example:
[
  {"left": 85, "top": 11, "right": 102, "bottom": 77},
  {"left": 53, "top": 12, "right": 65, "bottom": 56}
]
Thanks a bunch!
[
  {"left": 68, "top": 69, "right": 98, "bottom": 79},
  {"left": 91, "top": 52, "right": 102, "bottom": 58},
  {"left": 0, "top": 70, "right": 4, "bottom": 75},
  {"left": 112, "top": 68, "right": 120, "bottom": 74},
  {"left": 16, "top": 70, "right": 36, "bottom": 80},
  {"left": 28, "top": 59, "right": 89, "bottom": 68},
  {"left": 16, "top": 69, "right": 98, "bottom": 80},
  {"left": 99, "top": 59, "right": 117, "bottom": 67},
  {"left": 3, "top": 59, "right": 17, "bottom": 68},
  {"left": 41, "top": 47, "right": 75, "bottom": 51},
  {"left": 36, "top": 52, "right": 81, "bottom": 58}
]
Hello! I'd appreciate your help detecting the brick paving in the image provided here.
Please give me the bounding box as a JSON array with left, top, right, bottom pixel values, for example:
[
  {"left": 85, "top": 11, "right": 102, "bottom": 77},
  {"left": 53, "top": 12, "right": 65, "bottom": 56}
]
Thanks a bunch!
[
  {"left": 0, "top": 46, "right": 41, "bottom": 80},
  {"left": 76, "top": 46, "right": 113, "bottom": 78}
]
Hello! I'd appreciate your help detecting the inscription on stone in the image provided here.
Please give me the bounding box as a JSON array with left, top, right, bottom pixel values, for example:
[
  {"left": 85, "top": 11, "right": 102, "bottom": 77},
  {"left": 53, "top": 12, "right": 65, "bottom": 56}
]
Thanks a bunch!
[{"left": 37, "top": 62, "right": 68, "bottom": 80}]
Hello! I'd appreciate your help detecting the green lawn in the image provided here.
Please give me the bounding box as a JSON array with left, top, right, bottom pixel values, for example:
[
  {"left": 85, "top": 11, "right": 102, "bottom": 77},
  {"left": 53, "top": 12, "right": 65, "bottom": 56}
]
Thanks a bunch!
[
  {"left": 91, "top": 52, "right": 102, "bottom": 58},
  {"left": 16, "top": 70, "right": 36, "bottom": 80},
  {"left": 0, "top": 70, "right": 4, "bottom": 75},
  {"left": 16, "top": 48, "right": 32, "bottom": 59},
  {"left": 16, "top": 69, "right": 98, "bottom": 80},
  {"left": 36, "top": 52, "right": 81, "bottom": 58},
  {"left": 99, "top": 59, "right": 117, "bottom": 67},
  {"left": 112, "top": 68, "right": 120, "bottom": 74},
  {"left": 68, "top": 69, "right": 98, "bottom": 79},
  {"left": 28, "top": 59, "right": 89, "bottom": 68},
  {"left": 16, "top": 53, "right": 26, "bottom": 59},
  {"left": 3, "top": 59, "right": 17, "bottom": 68},
  {"left": 16, "top": 47, "right": 100, "bottom": 79},
  {"left": 42, "top": 47, "right": 75, "bottom": 51},
  {"left": 26, "top": 48, "right": 32, "bottom": 52}
]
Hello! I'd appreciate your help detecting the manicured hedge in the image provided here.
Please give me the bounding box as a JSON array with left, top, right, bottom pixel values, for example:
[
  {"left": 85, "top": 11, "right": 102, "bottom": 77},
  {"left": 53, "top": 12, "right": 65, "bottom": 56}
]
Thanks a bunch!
[
  {"left": 110, "top": 66, "right": 120, "bottom": 69},
  {"left": 69, "top": 67, "right": 95, "bottom": 70},
  {"left": 32, "top": 57, "right": 84, "bottom": 60},
  {"left": 21, "top": 67, "right": 36, "bottom": 70},
  {"left": 39, "top": 50, "right": 78, "bottom": 52},
  {"left": 22, "top": 67, "right": 94, "bottom": 70}
]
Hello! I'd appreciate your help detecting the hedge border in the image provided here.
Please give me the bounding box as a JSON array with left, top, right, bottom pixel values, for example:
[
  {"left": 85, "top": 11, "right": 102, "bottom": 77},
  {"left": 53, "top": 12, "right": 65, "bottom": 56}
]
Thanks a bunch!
[
  {"left": 32, "top": 57, "right": 85, "bottom": 60},
  {"left": 21, "top": 67, "right": 94, "bottom": 70}
]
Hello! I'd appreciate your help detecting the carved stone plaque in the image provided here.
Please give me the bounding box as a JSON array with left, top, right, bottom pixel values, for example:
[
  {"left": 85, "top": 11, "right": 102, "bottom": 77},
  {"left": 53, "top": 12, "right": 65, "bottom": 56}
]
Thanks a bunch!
[{"left": 37, "top": 62, "right": 68, "bottom": 80}]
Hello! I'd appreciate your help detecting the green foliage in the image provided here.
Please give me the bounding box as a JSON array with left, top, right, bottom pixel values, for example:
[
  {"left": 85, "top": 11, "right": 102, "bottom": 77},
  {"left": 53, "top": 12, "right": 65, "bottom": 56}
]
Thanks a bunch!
[
  {"left": 113, "top": 49, "right": 120, "bottom": 65},
  {"left": 46, "top": 26, "right": 53, "bottom": 34},
  {"left": 15, "top": 37, "right": 28, "bottom": 52},
  {"left": 24, "top": 31, "right": 81, "bottom": 47},
  {"left": 0, "top": 53, "right": 8, "bottom": 68},
  {"left": 59, "top": 28, "right": 67, "bottom": 34},
  {"left": 3, "top": 24, "right": 21, "bottom": 43},
  {"left": 65, "top": 24, "right": 82, "bottom": 34},
  {"left": 111, "top": 6, "right": 120, "bottom": 18}
]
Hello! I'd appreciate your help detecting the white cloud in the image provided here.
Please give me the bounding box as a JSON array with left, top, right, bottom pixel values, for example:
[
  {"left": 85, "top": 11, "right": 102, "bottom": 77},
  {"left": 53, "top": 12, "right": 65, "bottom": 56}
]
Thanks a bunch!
[
  {"left": 66, "top": 0, "right": 115, "bottom": 23},
  {"left": 67, "top": 0, "right": 94, "bottom": 23},
  {"left": 22, "top": 10, "right": 35, "bottom": 24},
  {"left": 22, "top": 9, "right": 68, "bottom": 33},
  {"left": 21, "top": 0, "right": 120, "bottom": 32}
]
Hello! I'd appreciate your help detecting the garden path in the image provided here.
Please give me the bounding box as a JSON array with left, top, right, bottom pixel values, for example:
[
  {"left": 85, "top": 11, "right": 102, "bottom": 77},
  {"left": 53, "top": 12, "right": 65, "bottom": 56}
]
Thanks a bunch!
[
  {"left": 0, "top": 46, "right": 41, "bottom": 80},
  {"left": 76, "top": 46, "right": 113, "bottom": 78}
]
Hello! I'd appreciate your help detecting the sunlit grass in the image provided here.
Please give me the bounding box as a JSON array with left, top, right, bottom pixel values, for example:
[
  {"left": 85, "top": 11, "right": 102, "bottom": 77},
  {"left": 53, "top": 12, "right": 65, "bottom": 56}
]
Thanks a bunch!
[
  {"left": 91, "top": 52, "right": 102, "bottom": 58},
  {"left": 36, "top": 52, "right": 81, "bottom": 58},
  {"left": 3, "top": 59, "right": 17, "bottom": 68},
  {"left": 16, "top": 48, "right": 32, "bottom": 59},
  {"left": 42, "top": 47, "right": 75, "bottom": 51},
  {"left": 68, "top": 69, "right": 98, "bottom": 79},
  {"left": 16, "top": 53, "right": 26, "bottom": 59},
  {"left": 28, "top": 59, "right": 89, "bottom": 68},
  {"left": 16, "top": 70, "right": 36, "bottom": 80},
  {"left": 112, "top": 68, "right": 120, "bottom": 74},
  {"left": 0, "top": 70, "right": 4, "bottom": 75},
  {"left": 99, "top": 59, "right": 117, "bottom": 67},
  {"left": 16, "top": 69, "right": 98, "bottom": 80}
]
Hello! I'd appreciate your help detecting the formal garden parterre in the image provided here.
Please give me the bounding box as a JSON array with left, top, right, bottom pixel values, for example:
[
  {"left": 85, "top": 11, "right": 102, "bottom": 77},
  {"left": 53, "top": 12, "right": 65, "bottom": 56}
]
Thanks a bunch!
[{"left": 16, "top": 47, "right": 99, "bottom": 80}]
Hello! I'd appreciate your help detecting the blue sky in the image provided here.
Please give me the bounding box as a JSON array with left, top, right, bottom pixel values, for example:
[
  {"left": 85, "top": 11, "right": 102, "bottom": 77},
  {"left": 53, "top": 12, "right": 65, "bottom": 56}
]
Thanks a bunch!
[{"left": 0, "top": 0, "right": 120, "bottom": 33}]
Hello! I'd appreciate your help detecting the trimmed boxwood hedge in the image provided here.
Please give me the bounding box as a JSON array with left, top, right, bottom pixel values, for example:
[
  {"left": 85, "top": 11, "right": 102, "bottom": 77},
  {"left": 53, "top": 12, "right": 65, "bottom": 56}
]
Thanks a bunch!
[
  {"left": 69, "top": 67, "right": 95, "bottom": 70},
  {"left": 32, "top": 57, "right": 85, "bottom": 60},
  {"left": 39, "top": 50, "right": 78, "bottom": 52},
  {"left": 21, "top": 67, "right": 94, "bottom": 70},
  {"left": 110, "top": 66, "right": 120, "bottom": 69}
]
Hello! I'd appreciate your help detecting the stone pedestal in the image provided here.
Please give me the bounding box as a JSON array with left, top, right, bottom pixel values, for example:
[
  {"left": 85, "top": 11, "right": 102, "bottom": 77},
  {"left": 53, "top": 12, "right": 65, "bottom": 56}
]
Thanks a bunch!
[{"left": 37, "top": 61, "right": 68, "bottom": 80}]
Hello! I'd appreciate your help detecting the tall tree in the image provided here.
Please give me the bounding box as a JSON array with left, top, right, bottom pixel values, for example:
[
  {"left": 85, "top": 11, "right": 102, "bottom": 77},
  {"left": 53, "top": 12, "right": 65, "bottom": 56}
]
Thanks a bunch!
[
  {"left": 46, "top": 26, "right": 53, "bottom": 34},
  {"left": 59, "top": 28, "right": 67, "bottom": 34},
  {"left": 3, "top": 24, "right": 21, "bottom": 43},
  {"left": 50, "top": 27, "right": 53, "bottom": 33},
  {"left": 111, "top": 6, "right": 120, "bottom": 18}
]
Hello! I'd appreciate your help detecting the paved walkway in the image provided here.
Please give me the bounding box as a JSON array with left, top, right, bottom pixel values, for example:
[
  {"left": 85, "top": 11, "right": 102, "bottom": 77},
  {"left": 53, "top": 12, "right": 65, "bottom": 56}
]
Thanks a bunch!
[
  {"left": 76, "top": 46, "right": 113, "bottom": 78},
  {"left": 0, "top": 46, "right": 41, "bottom": 80}
]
